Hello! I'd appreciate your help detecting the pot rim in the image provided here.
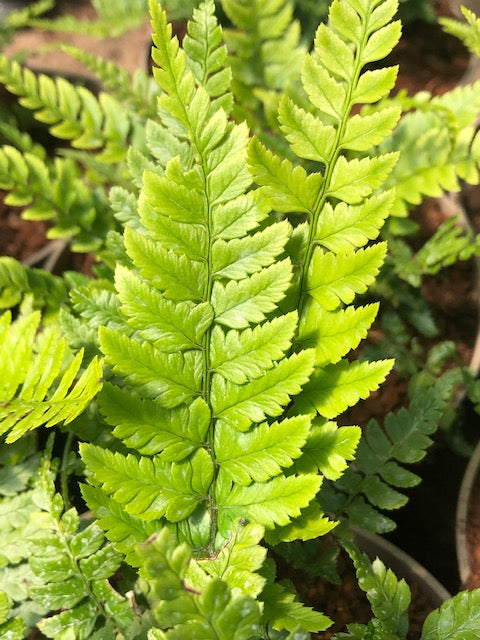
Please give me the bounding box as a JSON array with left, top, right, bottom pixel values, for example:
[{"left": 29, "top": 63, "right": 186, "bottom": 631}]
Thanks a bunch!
[{"left": 456, "top": 438, "right": 480, "bottom": 585}]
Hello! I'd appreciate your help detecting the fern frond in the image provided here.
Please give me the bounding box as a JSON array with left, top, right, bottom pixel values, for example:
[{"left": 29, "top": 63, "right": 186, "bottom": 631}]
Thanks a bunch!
[
  {"left": 421, "top": 589, "right": 480, "bottom": 639},
  {"left": 70, "top": 5, "right": 400, "bottom": 633},
  {"left": 0, "top": 145, "right": 111, "bottom": 250},
  {"left": 321, "top": 377, "right": 454, "bottom": 533},
  {"left": 29, "top": 0, "right": 149, "bottom": 38},
  {"left": 0, "top": 311, "right": 103, "bottom": 443},
  {"left": 379, "top": 82, "right": 480, "bottom": 216},
  {"left": 440, "top": 6, "right": 480, "bottom": 57},
  {"left": 184, "top": 0, "right": 233, "bottom": 114},
  {"left": 0, "top": 257, "right": 67, "bottom": 313},
  {"left": 341, "top": 540, "right": 410, "bottom": 639},
  {"left": 61, "top": 45, "right": 159, "bottom": 119},
  {"left": 29, "top": 456, "right": 136, "bottom": 638},
  {"left": 137, "top": 528, "right": 263, "bottom": 639},
  {"left": 221, "top": 0, "right": 306, "bottom": 130},
  {"left": 0, "top": 58, "right": 140, "bottom": 163},
  {"left": 0, "top": 592, "right": 24, "bottom": 639},
  {"left": 0, "top": 0, "right": 52, "bottom": 49}
]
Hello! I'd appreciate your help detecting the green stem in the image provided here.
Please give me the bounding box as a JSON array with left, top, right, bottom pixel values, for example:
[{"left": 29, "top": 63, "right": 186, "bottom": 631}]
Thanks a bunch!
[{"left": 295, "top": 20, "right": 372, "bottom": 323}]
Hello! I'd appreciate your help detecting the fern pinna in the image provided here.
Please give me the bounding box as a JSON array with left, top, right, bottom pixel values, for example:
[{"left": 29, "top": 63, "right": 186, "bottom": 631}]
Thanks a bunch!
[{"left": 65, "top": 0, "right": 402, "bottom": 635}]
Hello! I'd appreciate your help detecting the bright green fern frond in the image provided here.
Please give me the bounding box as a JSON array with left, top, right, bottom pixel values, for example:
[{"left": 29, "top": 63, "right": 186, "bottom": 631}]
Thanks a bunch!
[
  {"left": 0, "top": 58, "right": 142, "bottom": 163},
  {"left": 184, "top": 0, "right": 233, "bottom": 114},
  {"left": 0, "top": 592, "right": 24, "bottom": 639},
  {"left": 379, "top": 82, "right": 480, "bottom": 216},
  {"left": 75, "top": 7, "right": 399, "bottom": 632},
  {"left": 440, "top": 6, "right": 480, "bottom": 57},
  {"left": 249, "top": 0, "right": 399, "bottom": 426},
  {"left": 420, "top": 589, "right": 480, "bottom": 640},
  {"left": 0, "top": 257, "right": 67, "bottom": 314},
  {"left": 0, "top": 311, "right": 103, "bottom": 443},
  {"left": 220, "top": 0, "right": 306, "bottom": 131}
]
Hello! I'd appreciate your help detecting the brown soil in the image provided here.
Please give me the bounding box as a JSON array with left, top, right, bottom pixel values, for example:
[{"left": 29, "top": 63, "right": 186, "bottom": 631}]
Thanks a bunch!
[
  {"left": 3, "top": 1, "right": 152, "bottom": 78},
  {"left": 0, "top": 191, "right": 48, "bottom": 261}
]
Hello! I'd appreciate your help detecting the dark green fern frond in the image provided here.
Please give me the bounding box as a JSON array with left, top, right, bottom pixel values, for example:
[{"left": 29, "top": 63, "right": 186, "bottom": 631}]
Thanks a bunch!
[
  {"left": 338, "top": 539, "right": 410, "bottom": 639},
  {"left": 320, "top": 377, "right": 455, "bottom": 533}
]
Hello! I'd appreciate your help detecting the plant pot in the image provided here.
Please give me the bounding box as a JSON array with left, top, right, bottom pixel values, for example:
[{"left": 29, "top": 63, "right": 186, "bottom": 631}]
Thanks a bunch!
[{"left": 456, "top": 437, "right": 480, "bottom": 588}]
